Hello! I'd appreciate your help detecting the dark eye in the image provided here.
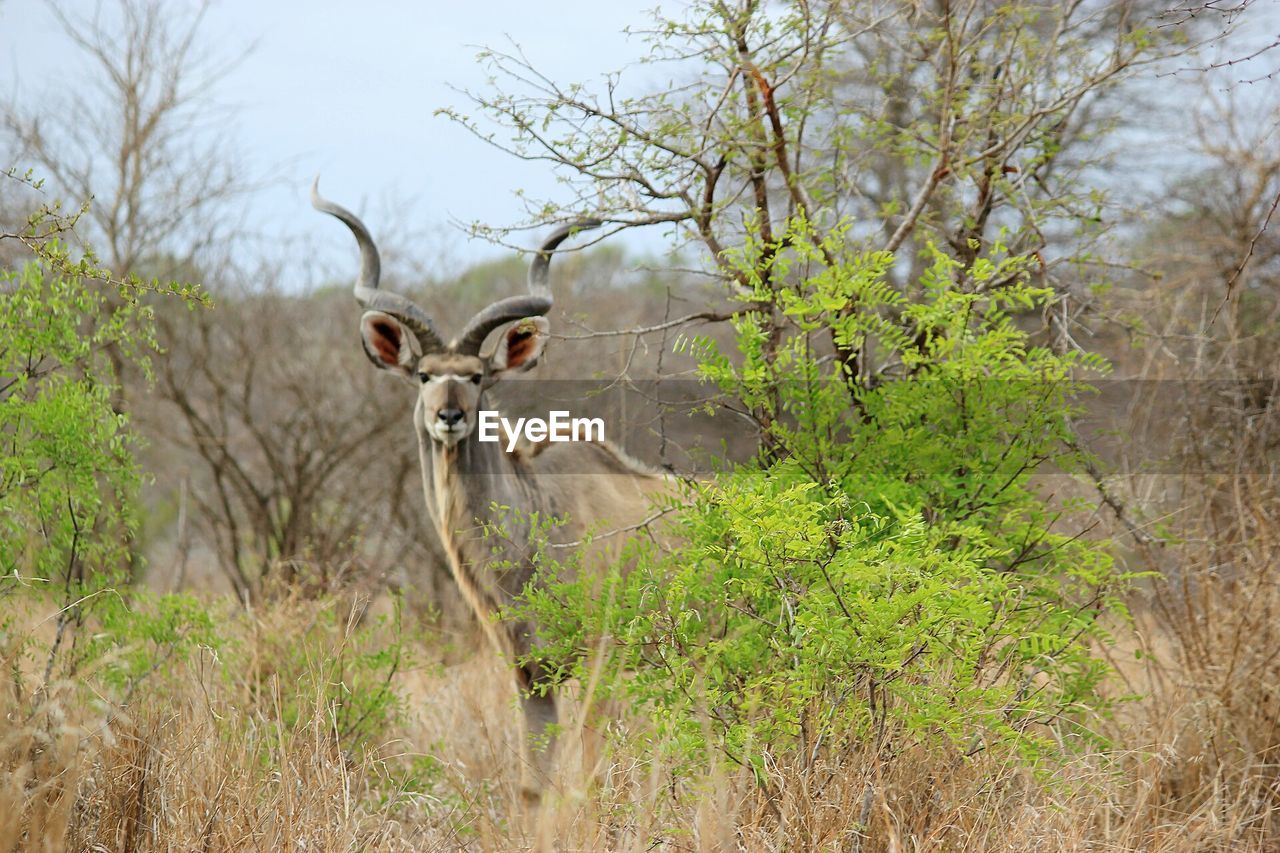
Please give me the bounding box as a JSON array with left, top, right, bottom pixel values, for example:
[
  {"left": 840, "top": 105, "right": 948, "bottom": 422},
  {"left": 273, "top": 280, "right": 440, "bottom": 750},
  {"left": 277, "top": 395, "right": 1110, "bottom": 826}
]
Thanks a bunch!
[
  {"left": 417, "top": 372, "right": 431, "bottom": 384},
  {"left": 470, "top": 373, "right": 483, "bottom": 385}
]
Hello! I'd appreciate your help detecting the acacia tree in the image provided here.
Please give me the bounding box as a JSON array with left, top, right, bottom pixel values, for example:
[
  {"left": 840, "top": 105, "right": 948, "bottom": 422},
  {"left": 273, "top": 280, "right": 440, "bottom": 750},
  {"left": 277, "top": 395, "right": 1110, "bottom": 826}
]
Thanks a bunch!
[
  {"left": 0, "top": 0, "right": 261, "bottom": 592},
  {"left": 445, "top": 0, "right": 1197, "bottom": 425},
  {"left": 449, "top": 0, "right": 1263, "bottom": 829}
]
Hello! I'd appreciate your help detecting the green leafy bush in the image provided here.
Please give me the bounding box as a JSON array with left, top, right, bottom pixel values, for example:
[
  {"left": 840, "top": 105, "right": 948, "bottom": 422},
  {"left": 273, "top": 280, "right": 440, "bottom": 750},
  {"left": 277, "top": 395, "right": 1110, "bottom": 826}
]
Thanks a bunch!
[
  {"left": 0, "top": 260, "right": 151, "bottom": 588},
  {"left": 514, "top": 219, "right": 1131, "bottom": 779},
  {"left": 0, "top": 257, "right": 227, "bottom": 698}
]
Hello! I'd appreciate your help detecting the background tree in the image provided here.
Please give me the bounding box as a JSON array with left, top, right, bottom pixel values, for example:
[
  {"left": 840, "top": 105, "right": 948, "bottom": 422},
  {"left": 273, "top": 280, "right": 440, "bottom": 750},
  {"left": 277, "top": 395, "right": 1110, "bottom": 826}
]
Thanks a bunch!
[
  {"left": 445, "top": 0, "right": 1209, "bottom": 460},
  {"left": 2, "top": 0, "right": 252, "bottom": 279}
]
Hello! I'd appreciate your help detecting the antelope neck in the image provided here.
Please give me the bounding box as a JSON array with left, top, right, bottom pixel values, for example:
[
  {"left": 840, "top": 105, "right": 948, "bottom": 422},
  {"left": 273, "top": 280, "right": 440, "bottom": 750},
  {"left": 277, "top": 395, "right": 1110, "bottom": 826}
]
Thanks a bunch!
[{"left": 414, "top": 400, "right": 540, "bottom": 603}]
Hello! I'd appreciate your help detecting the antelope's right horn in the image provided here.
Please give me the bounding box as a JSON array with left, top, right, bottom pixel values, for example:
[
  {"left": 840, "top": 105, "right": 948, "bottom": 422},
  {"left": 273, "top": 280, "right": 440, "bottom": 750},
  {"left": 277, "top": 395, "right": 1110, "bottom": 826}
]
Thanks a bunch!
[{"left": 311, "top": 178, "right": 446, "bottom": 354}]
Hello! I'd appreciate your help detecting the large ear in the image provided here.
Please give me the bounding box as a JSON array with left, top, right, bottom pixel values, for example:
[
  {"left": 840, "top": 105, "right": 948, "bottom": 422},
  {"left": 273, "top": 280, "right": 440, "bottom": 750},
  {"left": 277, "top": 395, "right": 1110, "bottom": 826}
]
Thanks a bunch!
[
  {"left": 359, "top": 310, "right": 421, "bottom": 378},
  {"left": 490, "top": 316, "right": 549, "bottom": 378}
]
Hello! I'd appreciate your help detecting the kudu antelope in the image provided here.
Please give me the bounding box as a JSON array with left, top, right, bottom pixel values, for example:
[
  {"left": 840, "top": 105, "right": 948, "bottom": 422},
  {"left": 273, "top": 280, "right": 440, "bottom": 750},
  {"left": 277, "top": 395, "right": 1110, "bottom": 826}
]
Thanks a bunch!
[{"left": 311, "top": 181, "right": 674, "bottom": 798}]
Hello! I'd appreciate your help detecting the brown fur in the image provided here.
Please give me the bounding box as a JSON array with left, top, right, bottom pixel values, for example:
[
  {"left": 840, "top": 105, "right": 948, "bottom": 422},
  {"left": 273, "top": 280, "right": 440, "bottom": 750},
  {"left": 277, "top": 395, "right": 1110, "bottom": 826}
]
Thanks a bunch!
[{"left": 361, "top": 314, "right": 675, "bottom": 800}]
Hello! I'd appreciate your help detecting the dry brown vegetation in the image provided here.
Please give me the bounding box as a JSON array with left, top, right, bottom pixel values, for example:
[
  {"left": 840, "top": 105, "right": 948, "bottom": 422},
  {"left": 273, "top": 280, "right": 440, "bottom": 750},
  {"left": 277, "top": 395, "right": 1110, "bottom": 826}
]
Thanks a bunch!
[{"left": 2, "top": 551, "right": 1279, "bottom": 852}]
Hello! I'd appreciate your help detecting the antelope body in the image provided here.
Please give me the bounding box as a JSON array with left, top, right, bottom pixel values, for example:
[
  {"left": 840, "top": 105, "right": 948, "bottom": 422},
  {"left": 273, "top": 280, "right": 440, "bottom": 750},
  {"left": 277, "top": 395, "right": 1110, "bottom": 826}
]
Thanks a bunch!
[{"left": 311, "top": 182, "right": 673, "bottom": 797}]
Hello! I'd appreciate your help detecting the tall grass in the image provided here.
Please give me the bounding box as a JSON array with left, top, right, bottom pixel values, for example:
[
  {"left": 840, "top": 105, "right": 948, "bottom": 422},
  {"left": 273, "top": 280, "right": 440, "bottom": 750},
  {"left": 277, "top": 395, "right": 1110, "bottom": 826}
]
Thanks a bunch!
[
  {"left": 6, "top": 372, "right": 1280, "bottom": 852},
  {"left": 1, "top": 592, "right": 438, "bottom": 850},
  {"left": 4, "top": 570, "right": 1278, "bottom": 850}
]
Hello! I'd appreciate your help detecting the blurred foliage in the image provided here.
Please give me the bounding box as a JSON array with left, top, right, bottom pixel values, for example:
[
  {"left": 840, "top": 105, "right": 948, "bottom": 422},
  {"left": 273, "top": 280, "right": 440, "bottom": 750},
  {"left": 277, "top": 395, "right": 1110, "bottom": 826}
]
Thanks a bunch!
[{"left": 3, "top": 168, "right": 209, "bottom": 305}]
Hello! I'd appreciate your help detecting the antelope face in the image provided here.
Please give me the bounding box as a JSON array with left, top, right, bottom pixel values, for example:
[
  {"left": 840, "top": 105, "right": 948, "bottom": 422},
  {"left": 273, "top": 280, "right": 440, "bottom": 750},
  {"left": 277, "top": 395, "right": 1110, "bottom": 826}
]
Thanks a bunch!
[
  {"left": 414, "top": 352, "right": 487, "bottom": 444},
  {"left": 359, "top": 312, "right": 549, "bottom": 447},
  {"left": 312, "top": 182, "right": 590, "bottom": 451}
]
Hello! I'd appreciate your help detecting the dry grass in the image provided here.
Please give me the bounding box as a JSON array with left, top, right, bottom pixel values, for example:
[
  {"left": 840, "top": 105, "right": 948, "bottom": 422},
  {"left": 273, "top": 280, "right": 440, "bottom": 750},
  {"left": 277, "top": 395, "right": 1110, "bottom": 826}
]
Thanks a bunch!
[
  {"left": 3, "top": 607, "right": 1274, "bottom": 851},
  {"left": 1, "top": 594, "right": 433, "bottom": 850},
  {"left": 4, "top": 503, "right": 1280, "bottom": 851}
]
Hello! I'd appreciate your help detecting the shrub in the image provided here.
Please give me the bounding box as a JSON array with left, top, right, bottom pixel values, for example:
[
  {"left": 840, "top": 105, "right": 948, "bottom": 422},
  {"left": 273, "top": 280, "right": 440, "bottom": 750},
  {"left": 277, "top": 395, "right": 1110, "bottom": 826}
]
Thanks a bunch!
[
  {"left": 515, "top": 219, "right": 1132, "bottom": 784},
  {"left": 0, "top": 260, "right": 149, "bottom": 590}
]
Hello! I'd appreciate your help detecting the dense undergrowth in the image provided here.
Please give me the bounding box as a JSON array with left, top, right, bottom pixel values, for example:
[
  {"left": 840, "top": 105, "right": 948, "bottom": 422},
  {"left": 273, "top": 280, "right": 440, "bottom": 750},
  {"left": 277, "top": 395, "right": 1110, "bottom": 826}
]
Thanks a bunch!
[{"left": 4, "top": 223, "right": 1280, "bottom": 850}]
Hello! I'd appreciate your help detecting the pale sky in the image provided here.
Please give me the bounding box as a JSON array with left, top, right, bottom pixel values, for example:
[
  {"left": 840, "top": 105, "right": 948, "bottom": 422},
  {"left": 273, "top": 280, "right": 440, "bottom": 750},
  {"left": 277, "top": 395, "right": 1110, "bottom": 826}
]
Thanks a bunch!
[
  {"left": 3, "top": 1, "right": 1278, "bottom": 283},
  {"left": 0, "top": 0, "right": 673, "bottom": 276}
]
